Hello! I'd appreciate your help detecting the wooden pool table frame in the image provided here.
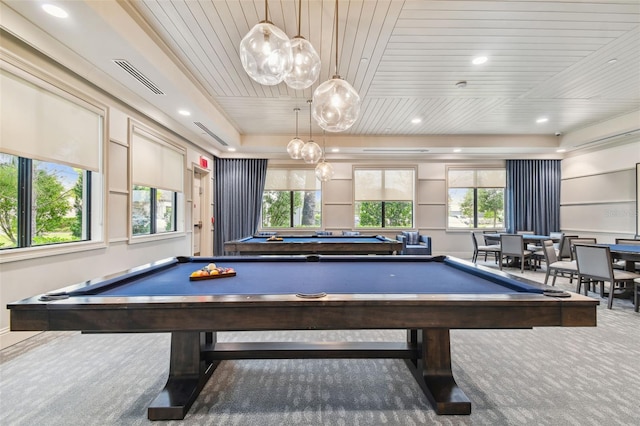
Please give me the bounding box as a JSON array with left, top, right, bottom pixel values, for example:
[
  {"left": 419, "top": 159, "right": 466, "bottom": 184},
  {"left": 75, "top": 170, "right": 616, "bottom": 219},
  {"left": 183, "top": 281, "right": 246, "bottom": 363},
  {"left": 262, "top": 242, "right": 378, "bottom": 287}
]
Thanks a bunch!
[
  {"left": 224, "top": 234, "right": 403, "bottom": 255},
  {"left": 8, "top": 256, "right": 598, "bottom": 421}
]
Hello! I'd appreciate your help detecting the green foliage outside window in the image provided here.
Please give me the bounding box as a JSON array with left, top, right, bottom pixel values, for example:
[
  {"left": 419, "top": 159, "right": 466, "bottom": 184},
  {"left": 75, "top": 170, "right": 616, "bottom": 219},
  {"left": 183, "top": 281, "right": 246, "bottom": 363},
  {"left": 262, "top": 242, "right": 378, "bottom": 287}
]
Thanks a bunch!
[
  {"left": 356, "top": 201, "right": 412, "bottom": 228},
  {"left": 0, "top": 155, "right": 84, "bottom": 248},
  {"left": 262, "top": 190, "right": 320, "bottom": 228}
]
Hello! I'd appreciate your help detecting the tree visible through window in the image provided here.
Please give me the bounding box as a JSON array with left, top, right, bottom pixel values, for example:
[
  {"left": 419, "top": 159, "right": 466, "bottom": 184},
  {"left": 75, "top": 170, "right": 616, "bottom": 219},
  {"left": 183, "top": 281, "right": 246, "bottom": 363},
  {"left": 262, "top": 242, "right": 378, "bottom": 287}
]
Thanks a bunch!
[
  {"left": 0, "top": 153, "right": 89, "bottom": 248},
  {"left": 354, "top": 168, "right": 414, "bottom": 228},
  {"left": 448, "top": 168, "right": 505, "bottom": 229},
  {"left": 261, "top": 169, "right": 321, "bottom": 228}
]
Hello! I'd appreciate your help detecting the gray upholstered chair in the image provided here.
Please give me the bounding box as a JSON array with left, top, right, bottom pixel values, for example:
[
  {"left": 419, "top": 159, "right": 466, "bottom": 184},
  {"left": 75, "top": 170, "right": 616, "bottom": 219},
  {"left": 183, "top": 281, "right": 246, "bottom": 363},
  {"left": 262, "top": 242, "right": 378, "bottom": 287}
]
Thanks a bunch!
[
  {"left": 499, "top": 234, "right": 533, "bottom": 273},
  {"left": 541, "top": 239, "right": 577, "bottom": 286},
  {"left": 574, "top": 244, "right": 640, "bottom": 309},
  {"left": 396, "top": 231, "right": 432, "bottom": 255},
  {"left": 471, "top": 231, "right": 500, "bottom": 263}
]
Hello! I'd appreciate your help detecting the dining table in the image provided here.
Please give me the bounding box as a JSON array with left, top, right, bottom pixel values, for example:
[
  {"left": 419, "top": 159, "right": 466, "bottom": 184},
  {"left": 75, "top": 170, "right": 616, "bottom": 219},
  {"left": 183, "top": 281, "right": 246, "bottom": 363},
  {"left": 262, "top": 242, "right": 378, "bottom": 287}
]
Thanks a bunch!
[{"left": 600, "top": 244, "right": 640, "bottom": 272}]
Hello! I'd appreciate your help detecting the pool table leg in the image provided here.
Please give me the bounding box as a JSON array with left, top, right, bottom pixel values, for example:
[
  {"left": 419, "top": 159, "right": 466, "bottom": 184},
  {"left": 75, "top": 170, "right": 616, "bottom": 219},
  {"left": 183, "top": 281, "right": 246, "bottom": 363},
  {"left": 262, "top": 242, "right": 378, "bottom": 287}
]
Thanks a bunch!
[
  {"left": 405, "top": 328, "right": 471, "bottom": 415},
  {"left": 148, "top": 331, "right": 220, "bottom": 420}
]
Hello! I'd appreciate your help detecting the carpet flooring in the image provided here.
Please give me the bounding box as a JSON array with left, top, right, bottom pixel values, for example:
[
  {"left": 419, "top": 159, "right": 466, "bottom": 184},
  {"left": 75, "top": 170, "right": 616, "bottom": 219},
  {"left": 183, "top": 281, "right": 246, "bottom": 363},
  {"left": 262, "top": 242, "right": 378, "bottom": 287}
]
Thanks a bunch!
[{"left": 1, "top": 259, "right": 639, "bottom": 425}]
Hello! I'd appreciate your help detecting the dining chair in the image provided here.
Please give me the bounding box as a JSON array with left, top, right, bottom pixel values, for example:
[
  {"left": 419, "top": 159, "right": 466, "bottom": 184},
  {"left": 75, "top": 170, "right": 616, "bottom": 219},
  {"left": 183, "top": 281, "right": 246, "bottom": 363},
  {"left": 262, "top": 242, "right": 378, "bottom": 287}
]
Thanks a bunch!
[
  {"left": 471, "top": 231, "right": 500, "bottom": 263},
  {"left": 530, "top": 232, "right": 565, "bottom": 266},
  {"left": 574, "top": 244, "right": 640, "bottom": 309},
  {"left": 557, "top": 235, "right": 579, "bottom": 260},
  {"left": 499, "top": 234, "right": 533, "bottom": 273},
  {"left": 634, "top": 278, "right": 640, "bottom": 312},
  {"left": 541, "top": 239, "right": 578, "bottom": 286},
  {"left": 569, "top": 238, "right": 597, "bottom": 260}
]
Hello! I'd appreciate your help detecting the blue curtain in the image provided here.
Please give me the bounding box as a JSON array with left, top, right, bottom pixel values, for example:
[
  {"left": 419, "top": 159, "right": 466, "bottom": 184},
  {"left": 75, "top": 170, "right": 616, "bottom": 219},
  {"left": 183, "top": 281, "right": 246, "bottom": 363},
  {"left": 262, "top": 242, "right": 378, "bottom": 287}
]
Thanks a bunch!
[
  {"left": 505, "top": 160, "right": 561, "bottom": 235},
  {"left": 214, "top": 158, "right": 268, "bottom": 255}
]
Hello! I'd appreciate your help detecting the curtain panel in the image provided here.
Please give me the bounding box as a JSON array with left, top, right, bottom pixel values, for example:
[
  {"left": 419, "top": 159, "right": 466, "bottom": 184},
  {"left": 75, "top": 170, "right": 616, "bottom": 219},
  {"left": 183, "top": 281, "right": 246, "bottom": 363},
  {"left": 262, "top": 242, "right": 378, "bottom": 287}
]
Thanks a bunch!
[
  {"left": 505, "top": 160, "right": 561, "bottom": 235},
  {"left": 214, "top": 158, "right": 268, "bottom": 255}
]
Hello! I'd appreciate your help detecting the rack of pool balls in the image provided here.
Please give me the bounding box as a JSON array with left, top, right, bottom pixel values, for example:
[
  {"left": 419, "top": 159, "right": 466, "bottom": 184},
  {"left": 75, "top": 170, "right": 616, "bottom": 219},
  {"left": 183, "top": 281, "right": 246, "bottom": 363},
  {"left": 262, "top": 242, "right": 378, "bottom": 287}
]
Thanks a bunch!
[{"left": 189, "top": 263, "right": 236, "bottom": 280}]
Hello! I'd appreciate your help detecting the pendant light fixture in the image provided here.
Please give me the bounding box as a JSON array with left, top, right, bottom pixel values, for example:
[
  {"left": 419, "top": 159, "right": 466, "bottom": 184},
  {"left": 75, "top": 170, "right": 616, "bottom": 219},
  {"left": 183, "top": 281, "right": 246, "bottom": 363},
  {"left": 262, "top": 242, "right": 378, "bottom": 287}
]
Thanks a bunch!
[
  {"left": 301, "top": 99, "right": 322, "bottom": 164},
  {"left": 312, "top": 0, "right": 360, "bottom": 132},
  {"left": 284, "top": 0, "right": 321, "bottom": 90},
  {"left": 239, "top": 0, "right": 293, "bottom": 86},
  {"left": 315, "top": 132, "right": 334, "bottom": 182},
  {"left": 286, "top": 107, "right": 305, "bottom": 159}
]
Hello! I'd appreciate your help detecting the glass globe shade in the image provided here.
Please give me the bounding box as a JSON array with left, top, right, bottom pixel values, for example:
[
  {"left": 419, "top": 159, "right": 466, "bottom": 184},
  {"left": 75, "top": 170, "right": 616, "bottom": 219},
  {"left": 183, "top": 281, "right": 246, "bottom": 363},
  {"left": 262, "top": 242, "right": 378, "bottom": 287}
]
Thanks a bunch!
[
  {"left": 312, "top": 77, "right": 361, "bottom": 132},
  {"left": 239, "top": 22, "right": 293, "bottom": 86},
  {"left": 315, "top": 161, "right": 334, "bottom": 182},
  {"left": 286, "top": 137, "right": 305, "bottom": 159},
  {"left": 284, "top": 37, "right": 321, "bottom": 90},
  {"left": 301, "top": 141, "right": 322, "bottom": 164}
]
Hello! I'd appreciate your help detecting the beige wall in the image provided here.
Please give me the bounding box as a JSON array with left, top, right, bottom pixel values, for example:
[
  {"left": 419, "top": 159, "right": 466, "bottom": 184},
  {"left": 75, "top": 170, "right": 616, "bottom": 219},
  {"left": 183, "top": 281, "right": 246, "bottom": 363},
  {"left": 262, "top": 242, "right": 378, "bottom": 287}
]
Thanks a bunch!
[
  {"left": 560, "top": 140, "right": 640, "bottom": 243},
  {"left": 0, "top": 34, "right": 213, "bottom": 349},
  {"left": 1, "top": 29, "right": 638, "bottom": 349}
]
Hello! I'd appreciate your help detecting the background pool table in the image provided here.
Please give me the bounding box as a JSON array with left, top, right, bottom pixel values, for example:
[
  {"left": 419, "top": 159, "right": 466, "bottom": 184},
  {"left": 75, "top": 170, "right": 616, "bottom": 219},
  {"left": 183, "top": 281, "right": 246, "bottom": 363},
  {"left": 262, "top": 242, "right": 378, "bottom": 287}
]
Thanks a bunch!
[
  {"left": 8, "top": 255, "right": 597, "bottom": 421},
  {"left": 224, "top": 234, "right": 403, "bottom": 255}
]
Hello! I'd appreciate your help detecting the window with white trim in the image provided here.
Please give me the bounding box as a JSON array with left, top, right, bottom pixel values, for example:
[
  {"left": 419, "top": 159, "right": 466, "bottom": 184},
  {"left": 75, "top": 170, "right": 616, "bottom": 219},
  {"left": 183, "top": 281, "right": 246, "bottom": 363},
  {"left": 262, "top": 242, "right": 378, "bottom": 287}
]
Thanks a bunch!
[
  {"left": 261, "top": 169, "right": 321, "bottom": 228},
  {"left": 447, "top": 168, "right": 506, "bottom": 229},
  {"left": 354, "top": 168, "right": 415, "bottom": 228},
  {"left": 130, "top": 125, "right": 184, "bottom": 236},
  {"left": 0, "top": 67, "right": 103, "bottom": 250}
]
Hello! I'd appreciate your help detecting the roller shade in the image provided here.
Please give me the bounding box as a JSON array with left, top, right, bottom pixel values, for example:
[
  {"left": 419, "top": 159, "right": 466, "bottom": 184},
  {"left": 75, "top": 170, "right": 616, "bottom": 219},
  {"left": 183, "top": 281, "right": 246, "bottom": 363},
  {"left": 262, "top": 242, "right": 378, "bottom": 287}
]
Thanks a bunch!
[
  {"left": 0, "top": 69, "right": 102, "bottom": 171},
  {"left": 354, "top": 169, "right": 414, "bottom": 201},
  {"left": 449, "top": 169, "right": 506, "bottom": 188},
  {"left": 264, "top": 169, "right": 319, "bottom": 190},
  {"left": 131, "top": 128, "right": 184, "bottom": 193}
]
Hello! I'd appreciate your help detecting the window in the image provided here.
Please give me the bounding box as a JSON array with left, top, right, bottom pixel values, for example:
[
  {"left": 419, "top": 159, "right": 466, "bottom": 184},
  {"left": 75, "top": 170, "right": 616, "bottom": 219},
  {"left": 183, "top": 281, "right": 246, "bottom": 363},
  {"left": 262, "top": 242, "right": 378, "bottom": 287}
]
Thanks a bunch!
[
  {"left": 261, "top": 169, "right": 321, "bottom": 228},
  {"left": 0, "top": 67, "right": 102, "bottom": 251},
  {"left": 354, "top": 168, "right": 414, "bottom": 228},
  {"left": 0, "top": 154, "right": 92, "bottom": 249},
  {"left": 447, "top": 168, "right": 505, "bottom": 229},
  {"left": 132, "top": 186, "right": 176, "bottom": 235},
  {"left": 131, "top": 124, "right": 184, "bottom": 237}
]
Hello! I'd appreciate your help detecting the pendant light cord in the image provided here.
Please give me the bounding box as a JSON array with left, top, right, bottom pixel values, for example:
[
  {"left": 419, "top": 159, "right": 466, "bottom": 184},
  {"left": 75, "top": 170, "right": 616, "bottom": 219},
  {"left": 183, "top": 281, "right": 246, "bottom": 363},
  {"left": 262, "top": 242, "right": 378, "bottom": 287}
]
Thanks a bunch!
[
  {"left": 334, "top": 0, "right": 339, "bottom": 76},
  {"left": 294, "top": 107, "right": 300, "bottom": 138},
  {"left": 265, "top": 0, "right": 269, "bottom": 21},
  {"left": 297, "top": 0, "right": 302, "bottom": 37}
]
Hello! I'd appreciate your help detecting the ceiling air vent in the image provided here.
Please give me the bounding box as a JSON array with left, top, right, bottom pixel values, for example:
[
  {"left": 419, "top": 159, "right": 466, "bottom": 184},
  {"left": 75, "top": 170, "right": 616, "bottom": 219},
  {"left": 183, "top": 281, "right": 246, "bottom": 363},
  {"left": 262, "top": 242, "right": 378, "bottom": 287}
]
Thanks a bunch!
[
  {"left": 194, "top": 122, "right": 228, "bottom": 146},
  {"left": 112, "top": 59, "right": 165, "bottom": 95}
]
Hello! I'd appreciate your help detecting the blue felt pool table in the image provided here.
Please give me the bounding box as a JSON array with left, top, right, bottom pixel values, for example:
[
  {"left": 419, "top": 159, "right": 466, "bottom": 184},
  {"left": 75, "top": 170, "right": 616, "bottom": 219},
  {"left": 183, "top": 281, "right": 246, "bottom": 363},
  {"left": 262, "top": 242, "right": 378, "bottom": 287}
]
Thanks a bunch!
[
  {"left": 224, "top": 234, "right": 403, "bottom": 255},
  {"left": 8, "top": 255, "right": 597, "bottom": 421}
]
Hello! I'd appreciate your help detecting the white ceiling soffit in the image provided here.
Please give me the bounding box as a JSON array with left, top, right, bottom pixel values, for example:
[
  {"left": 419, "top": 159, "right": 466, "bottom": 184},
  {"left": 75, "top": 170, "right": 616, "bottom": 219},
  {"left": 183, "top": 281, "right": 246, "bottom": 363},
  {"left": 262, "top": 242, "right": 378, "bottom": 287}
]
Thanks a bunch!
[{"left": 1, "top": 0, "right": 639, "bottom": 158}]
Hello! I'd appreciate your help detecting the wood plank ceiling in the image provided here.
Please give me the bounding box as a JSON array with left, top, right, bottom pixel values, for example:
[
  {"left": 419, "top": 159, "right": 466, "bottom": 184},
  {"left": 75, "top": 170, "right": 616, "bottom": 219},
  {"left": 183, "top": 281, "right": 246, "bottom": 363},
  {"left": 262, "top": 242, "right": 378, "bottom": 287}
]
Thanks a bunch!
[
  {"left": 130, "top": 0, "right": 640, "bottom": 137},
  {"left": 2, "top": 0, "right": 639, "bottom": 156}
]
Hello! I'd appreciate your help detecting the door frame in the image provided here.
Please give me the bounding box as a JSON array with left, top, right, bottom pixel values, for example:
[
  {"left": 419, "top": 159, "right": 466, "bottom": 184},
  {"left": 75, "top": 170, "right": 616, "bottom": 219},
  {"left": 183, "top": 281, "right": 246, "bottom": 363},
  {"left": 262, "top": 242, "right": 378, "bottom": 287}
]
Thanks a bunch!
[{"left": 191, "top": 164, "right": 212, "bottom": 256}]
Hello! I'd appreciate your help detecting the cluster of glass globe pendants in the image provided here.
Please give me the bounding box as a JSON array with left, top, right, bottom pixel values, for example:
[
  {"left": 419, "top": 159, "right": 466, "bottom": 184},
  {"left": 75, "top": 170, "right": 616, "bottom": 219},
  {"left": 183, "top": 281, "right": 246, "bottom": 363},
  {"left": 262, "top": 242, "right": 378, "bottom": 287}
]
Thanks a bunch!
[{"left": 240, "top": 0, "right": 358, "bottom": 178}]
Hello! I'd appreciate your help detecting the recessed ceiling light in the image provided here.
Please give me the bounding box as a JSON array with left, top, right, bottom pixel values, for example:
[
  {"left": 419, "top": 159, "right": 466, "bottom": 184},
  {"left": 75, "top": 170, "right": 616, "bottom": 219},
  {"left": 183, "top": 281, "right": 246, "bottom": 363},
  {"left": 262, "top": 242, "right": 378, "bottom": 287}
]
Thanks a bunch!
[
  {"left": 227, "top": 147, "right": 236, "bottom": 152},
  {"left": 455, "top": 81, "right": 467, "bottom": 88},
  {"left": 453, "top": 148, "right": 462, "bottom": 153},
  {"left": 607, "top": 58, "right": 618, "bottom": 64},
  {"left": 178, "top": 109, "right": 191, "bottom": 116},
  {"left": 472, "top": 56, "right": 488, "bottom": 65},
  {"left": 360, "top": 57, "right": 369, "bottom": 63},
  {"left": 536, "top": 117, "right": 549, "bottom": 124},
  {"left": 42, "top": 4, "right": 69, "bottom": 18},
  {"left": 331, "top": 148, "right": 340, "bottom": 153},
  {"left": 411, "top": 118, "right": 422, "bottom": 124},
  {"left": 556, "top": 149, "right": 566, "bottom": 153}
]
